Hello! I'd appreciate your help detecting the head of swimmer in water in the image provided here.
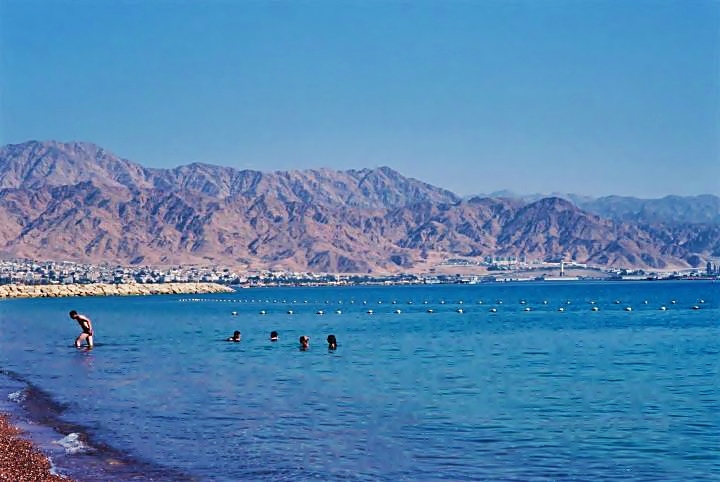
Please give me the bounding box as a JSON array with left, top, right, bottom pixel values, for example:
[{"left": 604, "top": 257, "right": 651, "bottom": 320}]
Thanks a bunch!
[
  {"left": 326, "top": 334, "right": 337, "bottom": 350},
  {"left": 270, "top": 331, "right": 278, "bottom": 341}
]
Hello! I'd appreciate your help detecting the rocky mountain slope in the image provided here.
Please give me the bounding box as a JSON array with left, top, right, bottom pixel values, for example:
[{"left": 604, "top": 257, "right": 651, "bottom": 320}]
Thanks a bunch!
[{"left": 0, "top": 141, "right": 717, "bottom": 272}]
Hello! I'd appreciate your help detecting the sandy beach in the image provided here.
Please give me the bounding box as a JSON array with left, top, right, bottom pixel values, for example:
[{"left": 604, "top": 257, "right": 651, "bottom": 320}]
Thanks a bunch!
[{"left": 0, "top": 413, "right": 72, "bottom": 481}]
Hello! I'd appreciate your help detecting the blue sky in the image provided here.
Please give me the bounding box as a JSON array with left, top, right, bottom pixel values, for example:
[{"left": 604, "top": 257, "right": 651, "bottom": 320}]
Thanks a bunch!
[{"left": 1, "top": 1, "right": 718, "bottom": 197}]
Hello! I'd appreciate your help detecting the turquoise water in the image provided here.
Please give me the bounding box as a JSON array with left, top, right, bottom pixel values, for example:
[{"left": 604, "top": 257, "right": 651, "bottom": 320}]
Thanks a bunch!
[{"left": 0, "top": 281, "right": 718, "bottom": 481}]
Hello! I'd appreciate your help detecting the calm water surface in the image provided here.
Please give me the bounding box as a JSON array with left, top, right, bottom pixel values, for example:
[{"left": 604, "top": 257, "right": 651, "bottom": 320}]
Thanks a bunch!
[{"left": 0, "top": 281, "right": 718, "bottom": 481}]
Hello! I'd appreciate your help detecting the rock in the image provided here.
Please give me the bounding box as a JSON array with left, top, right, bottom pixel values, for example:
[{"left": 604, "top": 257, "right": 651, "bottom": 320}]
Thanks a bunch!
[{"left": 0, "top": 282, "right": 233, "bottom": 299}]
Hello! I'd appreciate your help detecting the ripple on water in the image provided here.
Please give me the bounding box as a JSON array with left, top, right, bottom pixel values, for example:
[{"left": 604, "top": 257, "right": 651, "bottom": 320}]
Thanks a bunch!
[{"left": 0, "top": 282, "right": 719, "bottom": 481}]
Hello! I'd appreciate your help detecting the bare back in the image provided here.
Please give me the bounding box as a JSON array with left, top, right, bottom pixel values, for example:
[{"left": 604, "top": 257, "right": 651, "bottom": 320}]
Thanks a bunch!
[{"left": 75, "top": 314, "right": 93, "bottom": 334}]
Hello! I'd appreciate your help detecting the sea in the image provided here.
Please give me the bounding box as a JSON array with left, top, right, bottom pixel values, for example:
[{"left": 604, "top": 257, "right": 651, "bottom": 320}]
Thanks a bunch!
[{"left": 0, "top": 281, "right": 718, "bottom": 481}]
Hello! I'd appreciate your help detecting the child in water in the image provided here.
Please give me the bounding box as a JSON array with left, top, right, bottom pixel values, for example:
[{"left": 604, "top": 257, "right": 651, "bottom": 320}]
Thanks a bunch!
[
  {"left": 299, "top": 335, "right": 310, "bottom": 350},
  {"left": 227, "top": 330, "right": 241, "bottom": 342},
  {"left": 327, "top": 334, "right": 337, "bottom": 350},
  {"left": 270, "top": 331, "right": 279, "bottom": 342}
]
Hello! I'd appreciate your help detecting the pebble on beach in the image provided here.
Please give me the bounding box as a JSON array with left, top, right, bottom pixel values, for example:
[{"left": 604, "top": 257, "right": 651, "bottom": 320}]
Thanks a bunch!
[{"left": 0, "top": 414, "right": 72, "bottom": 481}]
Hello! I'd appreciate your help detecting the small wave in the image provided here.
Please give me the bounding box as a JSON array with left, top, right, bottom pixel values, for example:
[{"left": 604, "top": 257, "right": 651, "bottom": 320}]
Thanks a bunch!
[
  {"left": 8, "top": 389, "right": 27, "bottom": 403},
  {"left": 53, "top": 433, "right": 88, "bottom": 454},
  {"left": 47, "top": 457, "right": 62, "bottom": 476}
]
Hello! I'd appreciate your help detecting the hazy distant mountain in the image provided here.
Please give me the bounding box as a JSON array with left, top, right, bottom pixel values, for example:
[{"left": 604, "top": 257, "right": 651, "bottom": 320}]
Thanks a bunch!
[
  {"left": 576, "top": 195, "right": 720, "bottom": 225},
  {"left": 0, "top": 141, "right": 717, "bottom": 272},
  {"left": 478, "top": 190, "right": 720, "bottom": 225}
]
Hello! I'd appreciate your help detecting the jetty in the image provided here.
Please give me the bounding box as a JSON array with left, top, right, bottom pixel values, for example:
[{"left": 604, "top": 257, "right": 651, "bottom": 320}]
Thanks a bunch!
[{"left": 0, "top": 282, "right": 234, "bottom": 299}]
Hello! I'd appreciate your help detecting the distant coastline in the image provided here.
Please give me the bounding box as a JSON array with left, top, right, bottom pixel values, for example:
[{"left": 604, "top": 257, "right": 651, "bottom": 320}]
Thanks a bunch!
[{"left": 0, "top": 282, "right": 233, "bottom": 299}]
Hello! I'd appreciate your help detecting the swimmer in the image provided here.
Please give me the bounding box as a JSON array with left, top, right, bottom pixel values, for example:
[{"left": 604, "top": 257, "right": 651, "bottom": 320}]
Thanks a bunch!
[
  {"left": 327, "top": 334, "right": 337, "bottom": 350},
  {"left": 270, "top": 331, "right": 279, "bottom": 342},
  {"left": 299, "top": 335, "right": 310, "bottom": 350},
  {"left": 227, "top": 330, "right": 242, "bottom": 342},
  {"left": 69, "top": 310, "right": 94, "bottom": 348}
]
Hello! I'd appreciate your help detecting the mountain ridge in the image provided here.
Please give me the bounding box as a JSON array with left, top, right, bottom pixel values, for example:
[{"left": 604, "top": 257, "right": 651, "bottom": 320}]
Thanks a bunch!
[
  {"left": 0, "top": 141, "right": 717, "bottom": 272},
  {"left": 478, "top": 189, "right": 720, "bottom": 225}
]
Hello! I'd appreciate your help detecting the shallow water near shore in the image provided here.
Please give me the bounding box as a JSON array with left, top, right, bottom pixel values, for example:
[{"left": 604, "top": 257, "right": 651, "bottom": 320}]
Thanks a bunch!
[{"left": 1, "top": 281, "right": 718, "bottom": 481}]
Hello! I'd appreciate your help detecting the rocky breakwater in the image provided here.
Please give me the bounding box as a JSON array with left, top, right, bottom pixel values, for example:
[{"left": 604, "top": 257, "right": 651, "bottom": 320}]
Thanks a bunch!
[{"left": 0, "top": 282, "right": 234, "bottom": 299}]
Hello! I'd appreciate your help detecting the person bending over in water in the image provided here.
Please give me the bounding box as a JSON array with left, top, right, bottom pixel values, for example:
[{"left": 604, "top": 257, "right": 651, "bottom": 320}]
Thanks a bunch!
[
  {"left": 270, "top": 331, "right": 279, "bottom": 342},
  {"left": 69, "top": 310, "right": 94, "bottom": 348},
  {"left": 299, "top": 335, "right": 310, "bottom": 350},
  {"left": 227, "top": 330, "right": 242, "bottom": 342},
  {"left": 327, "top": 334, "right": 337, "bottom": 350}
]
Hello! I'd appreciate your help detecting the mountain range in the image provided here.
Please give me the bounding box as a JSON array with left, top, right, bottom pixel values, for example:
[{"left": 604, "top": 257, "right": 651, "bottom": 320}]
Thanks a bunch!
[
  {"left": 482, "top": 190, "right": 720, "bottom": 225},
  {"left": 0, "top": 140, "right": 717, "bottom": 273}
]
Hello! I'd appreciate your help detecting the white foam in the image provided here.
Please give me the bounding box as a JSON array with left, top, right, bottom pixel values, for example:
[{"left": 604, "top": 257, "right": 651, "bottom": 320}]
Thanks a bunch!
[
  {"left": 8, "top": 389, "right": 26, "bottom": 403},
  {"left": 53, "top": 433, "right": 88, "bottom": 454},
  {"left": 47, "top": 457, "right": 62, "bottom": 476}
]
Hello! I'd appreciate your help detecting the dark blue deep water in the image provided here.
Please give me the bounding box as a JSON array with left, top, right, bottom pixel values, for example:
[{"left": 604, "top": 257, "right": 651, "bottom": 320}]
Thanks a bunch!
[{"left": 0, "top": 281, "right": 718, "bottom": 481}]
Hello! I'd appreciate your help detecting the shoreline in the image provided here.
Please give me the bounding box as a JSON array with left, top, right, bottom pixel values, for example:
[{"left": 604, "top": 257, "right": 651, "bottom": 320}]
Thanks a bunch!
[
  {"left": 0, "top": 371, "right": 196, "bottom": 482},
  {"left": 0, "top": 412, "right": 72, "bottom": 481},
  {"left": 235, "top": 276, "right": 718, "bottom": 289},
  {"left": 0, "top": 282, "right": 234, "bottom": 299}
]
